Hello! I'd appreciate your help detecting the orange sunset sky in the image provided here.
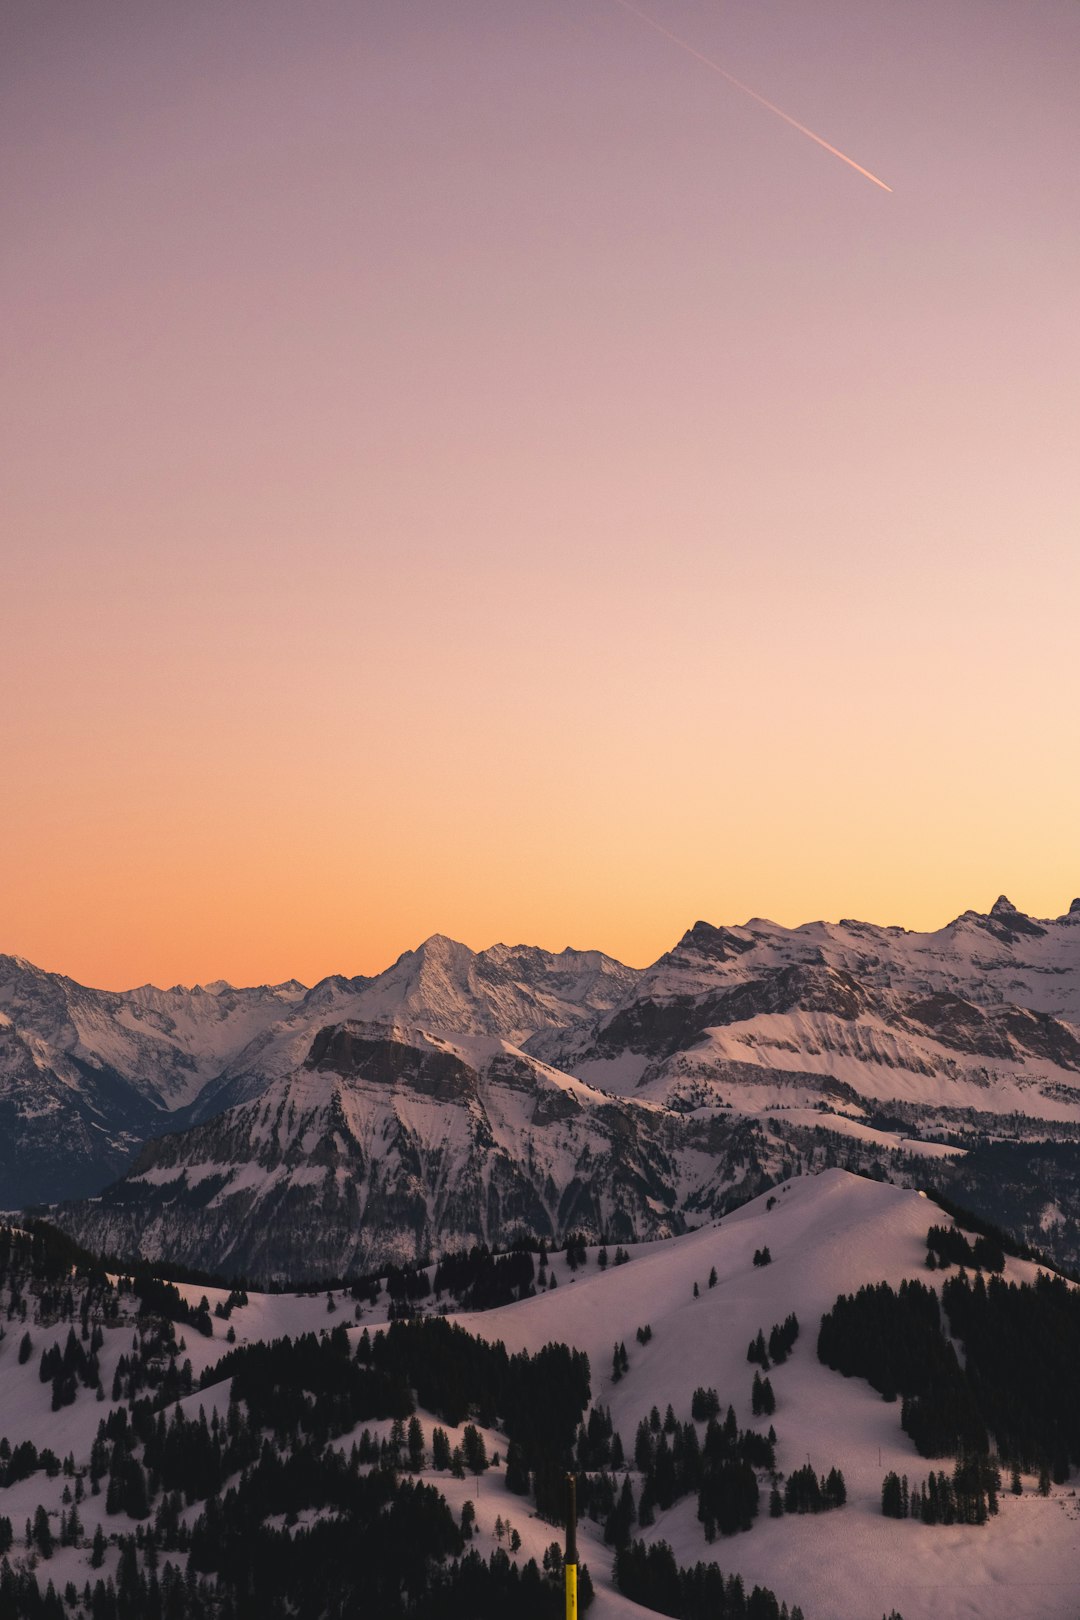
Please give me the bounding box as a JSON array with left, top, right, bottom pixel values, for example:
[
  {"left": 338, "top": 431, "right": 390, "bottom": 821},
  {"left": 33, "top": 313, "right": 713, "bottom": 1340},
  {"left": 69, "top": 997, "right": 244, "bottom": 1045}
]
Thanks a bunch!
[{"left": 4, "top": 0, "right": 1079, "bottom": 990}]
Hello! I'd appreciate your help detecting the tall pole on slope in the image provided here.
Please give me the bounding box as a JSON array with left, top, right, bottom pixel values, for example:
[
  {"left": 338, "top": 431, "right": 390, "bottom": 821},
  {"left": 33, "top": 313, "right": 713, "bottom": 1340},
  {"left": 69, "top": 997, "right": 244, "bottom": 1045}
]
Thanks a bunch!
[{"left": 565, "top": 1472, "right": 578, "bottom": 1620}]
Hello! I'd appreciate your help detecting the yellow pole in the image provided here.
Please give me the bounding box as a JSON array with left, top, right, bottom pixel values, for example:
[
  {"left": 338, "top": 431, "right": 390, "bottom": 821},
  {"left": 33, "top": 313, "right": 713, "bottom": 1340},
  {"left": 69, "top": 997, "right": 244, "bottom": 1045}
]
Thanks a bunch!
[
  {"left": 565, "top": 1563, "right": 578, "bottom": 1620},
  {"left": 565, "top": 1473, "right": 578, "bottom": 1620}
]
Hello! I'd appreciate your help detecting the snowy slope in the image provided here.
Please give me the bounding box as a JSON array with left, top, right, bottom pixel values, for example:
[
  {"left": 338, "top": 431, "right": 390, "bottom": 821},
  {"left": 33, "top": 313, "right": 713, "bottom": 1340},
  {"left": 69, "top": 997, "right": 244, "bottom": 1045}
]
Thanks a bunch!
[
  {"left": 7, "top": 1172, "right": 1080, "bottom": 1619},
  {"left": 450, "top": 1170, "right": 1080, "bottom": 1620}
]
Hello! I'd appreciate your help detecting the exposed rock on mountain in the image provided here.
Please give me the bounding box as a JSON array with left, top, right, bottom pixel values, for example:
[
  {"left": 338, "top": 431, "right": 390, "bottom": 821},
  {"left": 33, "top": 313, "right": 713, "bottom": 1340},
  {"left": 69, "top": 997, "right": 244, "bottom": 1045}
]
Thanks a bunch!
[
  {"left": 59, "top": 1022, "right": 731, "bottom": 1280},
  {"left": 529, "top": 898, "right": 1080, "bottom": 1125}
]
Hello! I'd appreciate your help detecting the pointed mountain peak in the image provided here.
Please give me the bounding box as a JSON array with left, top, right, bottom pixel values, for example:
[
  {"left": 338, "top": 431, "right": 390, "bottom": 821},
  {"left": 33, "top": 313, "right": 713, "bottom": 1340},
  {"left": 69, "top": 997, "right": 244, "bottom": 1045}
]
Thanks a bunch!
[
  {"left": 1070, "top": 898, "right": 1080, "bottom": 916},
  {"left": 411, "top": 933, "right": 474, "bottom": 962},
  {"left": 984, "top": 894, "right": 1046, "bottom": 939}
]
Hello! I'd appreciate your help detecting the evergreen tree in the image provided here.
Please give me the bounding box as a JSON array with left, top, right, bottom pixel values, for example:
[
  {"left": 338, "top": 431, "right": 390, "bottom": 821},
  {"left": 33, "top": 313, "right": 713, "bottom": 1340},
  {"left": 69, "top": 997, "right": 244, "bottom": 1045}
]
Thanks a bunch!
[
  {"left": 462, "top": 1424, "right": 488, "bottom": 1477},
  {"left": 881, "top": 1472, "right": 906, "bottom": 1518},
  {"left": 431, "top": 1427, "right": 451, "bottom": 1470},
  {"left": 32, "top": 1504, "right": 53, "bottom": 1559}
]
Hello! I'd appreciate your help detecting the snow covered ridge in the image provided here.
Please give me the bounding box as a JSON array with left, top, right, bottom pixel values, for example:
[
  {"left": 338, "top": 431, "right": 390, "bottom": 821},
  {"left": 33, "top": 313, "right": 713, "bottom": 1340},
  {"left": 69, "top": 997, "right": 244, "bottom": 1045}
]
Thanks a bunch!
[
  {"left": 0, "top": 939, "right": 639, "bottom": 1206},
  {"left": 5, "top": 1172, "right": 1080, "bottom": 1620},
  {"left": 6, "top": 894, "right": 1080, "bottom": 1257}
]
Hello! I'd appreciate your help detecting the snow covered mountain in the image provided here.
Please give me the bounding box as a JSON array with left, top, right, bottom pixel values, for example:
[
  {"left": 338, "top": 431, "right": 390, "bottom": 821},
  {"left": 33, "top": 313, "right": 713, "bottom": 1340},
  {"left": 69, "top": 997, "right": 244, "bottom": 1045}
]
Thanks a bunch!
[
  {"left": 186, "top": 935, "right": 640, "bottom": 1123},
  {"left": 57, "top": 1019, "right": 756, "bottom": 1279},
  {"left": 0, "top": 955, "right": 313, "bottom": 1203},
  {"left": 0, "top": 941, "right": 637, "bottom": 1206},
  {"left": 12, "top": 895, "right": 1080, "bottom": 1270},
  {"left": 529, "top": 896, "right": 1080, "bottom": 1128}
]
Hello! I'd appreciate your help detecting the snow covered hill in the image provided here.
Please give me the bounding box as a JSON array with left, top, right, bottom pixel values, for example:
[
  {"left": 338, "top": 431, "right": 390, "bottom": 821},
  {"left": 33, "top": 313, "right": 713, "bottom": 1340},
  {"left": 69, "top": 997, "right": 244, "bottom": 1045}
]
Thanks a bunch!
[
  {"left": 7, "top": 1171, "right": 1080, "bottom": 1620},
  {"left": 449, "top": 1170, "right": 1080, "bottom": 1620}
]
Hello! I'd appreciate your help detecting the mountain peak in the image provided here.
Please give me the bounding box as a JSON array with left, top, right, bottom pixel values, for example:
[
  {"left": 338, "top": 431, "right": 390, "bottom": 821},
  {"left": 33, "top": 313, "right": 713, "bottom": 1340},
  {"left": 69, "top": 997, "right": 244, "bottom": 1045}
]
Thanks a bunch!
[
  {"left": 990, "top": 895, "right": 1019, "bottom": 917},
  {"left": 1070, "top": 899, "right": 1080, "bottom": 917}
]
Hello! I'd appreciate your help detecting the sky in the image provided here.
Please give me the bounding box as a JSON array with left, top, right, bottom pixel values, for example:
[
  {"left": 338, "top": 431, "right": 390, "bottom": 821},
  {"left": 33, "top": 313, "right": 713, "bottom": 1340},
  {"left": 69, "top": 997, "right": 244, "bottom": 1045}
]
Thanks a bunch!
[{"left": 3, "top": 0, "right": 1079, "bottom": 990}]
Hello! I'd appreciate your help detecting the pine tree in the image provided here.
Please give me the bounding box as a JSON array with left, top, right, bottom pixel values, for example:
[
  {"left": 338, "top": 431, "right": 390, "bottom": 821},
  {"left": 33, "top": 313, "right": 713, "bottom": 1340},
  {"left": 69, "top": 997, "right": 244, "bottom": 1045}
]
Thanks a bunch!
[
  {"left": 882, "top": 1472, "right": 904, "bottom": 1518},
  {"left": 32, "top": 1504, "right": 53, "bottom": 1559},
  {"left": 462, "top": 1424, "right": 488, "bottom": 1477},
  {"left": 427, "top": 1425, "right": 450, "bottom": 1477}
]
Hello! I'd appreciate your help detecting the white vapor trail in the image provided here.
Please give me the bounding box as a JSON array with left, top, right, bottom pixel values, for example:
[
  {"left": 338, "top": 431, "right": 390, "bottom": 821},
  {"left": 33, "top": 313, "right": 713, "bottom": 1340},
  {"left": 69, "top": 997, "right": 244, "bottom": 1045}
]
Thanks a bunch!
[{"left": 607, "top": 0, "right": 893, "bottom": 192}]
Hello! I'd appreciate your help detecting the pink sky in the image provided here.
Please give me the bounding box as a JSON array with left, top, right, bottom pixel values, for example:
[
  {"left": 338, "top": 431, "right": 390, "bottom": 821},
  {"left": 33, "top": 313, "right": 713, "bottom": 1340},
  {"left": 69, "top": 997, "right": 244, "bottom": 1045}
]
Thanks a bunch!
[{"left": 3, "top": 0, "right": 1079, "bottom": 988}]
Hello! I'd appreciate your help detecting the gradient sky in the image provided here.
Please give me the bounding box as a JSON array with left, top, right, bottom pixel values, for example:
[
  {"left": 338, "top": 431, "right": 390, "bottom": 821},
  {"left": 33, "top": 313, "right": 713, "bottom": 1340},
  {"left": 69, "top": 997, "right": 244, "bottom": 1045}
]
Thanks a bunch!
[{"left": 4, "top": 0, "right": 1079, "bottom": 990}]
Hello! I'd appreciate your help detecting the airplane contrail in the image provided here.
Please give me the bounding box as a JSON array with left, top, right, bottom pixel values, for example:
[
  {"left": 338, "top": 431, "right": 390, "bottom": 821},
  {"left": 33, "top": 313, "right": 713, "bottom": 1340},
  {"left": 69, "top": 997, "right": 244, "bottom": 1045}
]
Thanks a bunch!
[{"left": 607, "top": 0, "right": 893, "bottom": 192}]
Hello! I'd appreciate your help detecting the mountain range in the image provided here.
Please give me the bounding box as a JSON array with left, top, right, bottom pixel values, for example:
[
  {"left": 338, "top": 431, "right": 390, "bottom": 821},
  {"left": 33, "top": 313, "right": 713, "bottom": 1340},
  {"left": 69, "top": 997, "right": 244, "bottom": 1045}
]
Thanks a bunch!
[
  {"left": 0, "top": 938, "right": 636, "bottom": 1205},
  {"left": 5, "top": 894, "right": 1080, "bottom": 1277}
]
